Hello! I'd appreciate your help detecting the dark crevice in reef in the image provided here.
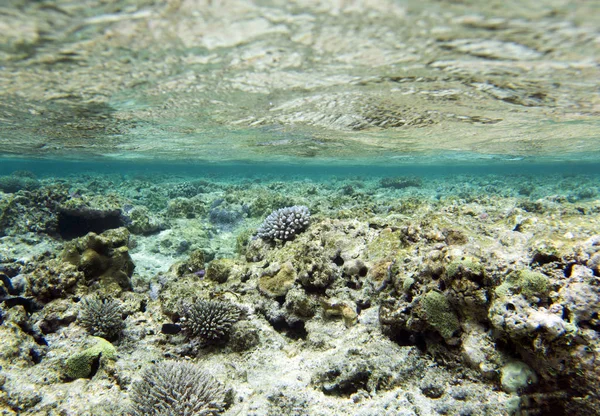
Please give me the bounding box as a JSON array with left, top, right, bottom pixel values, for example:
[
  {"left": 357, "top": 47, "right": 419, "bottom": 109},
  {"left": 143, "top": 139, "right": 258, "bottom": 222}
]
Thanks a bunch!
[
  {"left": 0, "top": 296, "right": 42, "bottom": 314},
  {"left": 356, "top": 298, "right": 371, "bottom": 313},
  {"left": 530, "top": 252, "right": 560, "bottom": 266},
  {"left": 29, "top": 348, "right": 43, "bottom": 364},
  {"left": 58, "top": 208, "right": 124, "bottom": 239},
  {"left": 38, "top": 315, "right": 76, "bottom": 335},
  {"left": 385, "top": 328, "right": 427, "bottom": 352},
  {"left": 18, "top": 321, "right": 48, "bottom": 347},
  {"left": 518, "top": 375, "right": 584, "bottom": 416},
  {"left": 493, "top": 338, "right": 583, "bottom": 416},
  {"left": 321, "top": 369, "right": 370, "bottom": 396},
  {"left": 87, "top": 354, "right": 102, "bottom": 379},
  {"left": 268, "top": 317, "right": 307, "bottom": 340}
]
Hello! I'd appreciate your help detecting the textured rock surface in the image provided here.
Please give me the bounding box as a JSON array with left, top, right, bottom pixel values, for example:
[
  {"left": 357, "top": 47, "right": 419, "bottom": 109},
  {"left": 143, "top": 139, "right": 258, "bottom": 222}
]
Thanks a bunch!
[{"left": 1, "top": 169, "right": 599, "bottom": 415}]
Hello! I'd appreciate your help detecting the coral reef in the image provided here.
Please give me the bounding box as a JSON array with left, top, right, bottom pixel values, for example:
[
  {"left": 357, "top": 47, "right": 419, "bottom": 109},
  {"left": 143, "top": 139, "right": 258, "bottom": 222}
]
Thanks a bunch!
[
  {"left": 123, "top": 205, "right": 162, "bottom": 235},
  {"left": 77, "top": 296, "right": 125, "bottom": 341},
  {"left": 0, "top": 184, "right": 69, "bottom": 236},
  {"left": 421, "top": 290, "right": 461, "bottom": 342},
  {"left": 378, "top": 176, "right": 423, "bottom": 189},
  {"left": 256, "top": 205, "right": 310, "bottom": 241},
  {"left": 179, "top": 299, "right": 241, "bottom": 345},
  {"left": 208, "top": 199, "right": 249, "bottom": 230},
  {"left": 61, "top": 227, "right": 135, "bottom": 296},
  {"left": 1, "top": 171, "right": 599, "bottom": 415},
  {"left": 128, "top": 360, "right": 227, "bottom": 416},
  {"left": 205, "top": 258, "right": 236, "bottom": 284},
  {"left": 0, "top": 171, "right": 40, "bottom": 193}
]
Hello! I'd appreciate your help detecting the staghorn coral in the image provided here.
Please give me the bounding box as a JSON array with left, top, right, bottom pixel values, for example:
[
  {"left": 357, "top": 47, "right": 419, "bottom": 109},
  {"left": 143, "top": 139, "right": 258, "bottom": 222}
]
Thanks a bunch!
[
  {"left": 128, "top": 360, "right": 227, "bottom": 416},
  {"left": 77, "top": 296, "right": 125, "bottom": 341},
  {"left": 179, "top": 299, "right": 240, "bottom": 344}
]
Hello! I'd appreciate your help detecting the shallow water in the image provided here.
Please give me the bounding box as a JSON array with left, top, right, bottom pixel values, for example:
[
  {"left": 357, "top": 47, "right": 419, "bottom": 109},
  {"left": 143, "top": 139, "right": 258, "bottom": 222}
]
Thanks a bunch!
[
  {"left": 1, "top": 1, "right": 600, "bottom": 416},
  {"left": 1, "top": 0, "right": 599, "bottom": 162}
]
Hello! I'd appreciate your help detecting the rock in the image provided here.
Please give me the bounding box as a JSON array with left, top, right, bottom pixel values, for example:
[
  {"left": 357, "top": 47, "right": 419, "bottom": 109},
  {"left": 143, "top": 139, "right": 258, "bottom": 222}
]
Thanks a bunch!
[
  {"left": 229, "top": 321, "right": 260, "bottom": 352},
  {"left": 500, "top": 361, "right": 537, "bottom": 393},
  {"left": 126, "top": 206, "right": 162, "bottom": 235},
  {"left": 259, "top": 262, "right": 297, "bottom": 297},
  {"left": 61, "top": 227, "right": 134, "bottom": 296},
  {"left": 421, "top": 291, "right": 461, "bottom": 341},
  {"left": 206, "top": 258, "right": 236, "bottom": 284},
  {"left": 322, "top": 299, "right": 358, "bottom": 328},
  {"left": 64, "top": 337, "right": 117, "bottom": 380}
]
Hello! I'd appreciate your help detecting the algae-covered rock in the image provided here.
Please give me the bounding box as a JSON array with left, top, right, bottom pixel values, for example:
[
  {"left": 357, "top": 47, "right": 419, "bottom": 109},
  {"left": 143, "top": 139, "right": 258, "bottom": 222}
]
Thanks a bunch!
[
  {"left": 0, "top": 305, "right": 43, "bottom": 367},
  {"left": 494, "top": 269, "right": 550, "bottom": 302},
  {"left": 248, "top": 190, "right": 289, "bottom": 217},
  {"left": 169, "top": 249, "right": 206, "bottom": 277},
  {"left": 322, "top": 299, "right": 358, "bottom": 328},
  {"left": 206, "top": 258, "right": 236, "bottom": 283},
  {"left": 24, "top": 260, "right": 84, "bottom": 302},
  {"left": 364, "top": 228, "right": 403, "bottom": 260},
  {"left": 515, "top": 270, "right": 550, "bottom": 300},
  {"left": 61, "top": 227, "right": 134, "bottom": 296},
  {"left": 166, "top": 196, "right": 207, "bottom": 219},
  {"left": 245, "top": 237, "right": 269, "bottom": 262},
  {"left": 259, "top": 262, "right": 297, "bottom": 297},
  {"left": 421, "top": 291, "right": 461, "bottom": 341},
  {"left": 284, "top": 286, "right": 318, "bottom": 320},
  {"left": 0, "top": 173, "right": 40, "bottom": 193},
  {"left": 158, "top": 275, "right": 210, "bottom": 317},
  {"left": 298, "top": 259, "right": 337, "bottom": 290},
  {"left": 446, "top": 256, "right": 484, "bottom": 280},
  {"left": 228, "top": 321, "right": 261, "bottom": 352},
  {"left": 126, "top": 206, "right": 162, "bottom": 235},
  {"left": 0, "top": 184, "right": 68, "bottom": 236},
  {"left": 64, "top": 337, "right": 117, "bottom": 380},
  {"left": 558, "top": 265, "right": 599, "bottom": 325},
  {"left": 235, "top": 228, "right": 254, "bottom": 255}
]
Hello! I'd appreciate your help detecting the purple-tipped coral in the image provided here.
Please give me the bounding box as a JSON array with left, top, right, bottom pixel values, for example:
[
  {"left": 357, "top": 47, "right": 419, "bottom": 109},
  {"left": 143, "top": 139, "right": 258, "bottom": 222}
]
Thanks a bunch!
[{"left": 256, "top": 205, "right": 310, "bottom": 241}]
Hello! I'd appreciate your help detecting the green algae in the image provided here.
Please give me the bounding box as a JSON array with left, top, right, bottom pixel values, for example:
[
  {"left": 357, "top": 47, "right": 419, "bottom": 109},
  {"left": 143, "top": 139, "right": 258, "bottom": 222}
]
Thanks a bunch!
[
  {"left": 446, "top": 257, "right": 484, "bottom": 279},
  {"left": 422, "top": 291, "right": 461, "bottom": 341},
  {"left": 65, "top": 337, "right": 117, "bottom": 380}
]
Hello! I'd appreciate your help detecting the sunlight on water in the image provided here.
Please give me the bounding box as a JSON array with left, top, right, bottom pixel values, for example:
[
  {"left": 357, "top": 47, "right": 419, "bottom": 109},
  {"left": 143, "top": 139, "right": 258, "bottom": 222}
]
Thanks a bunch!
[{"left": 0, "top": 0, "right": 598, "bottom": 162}]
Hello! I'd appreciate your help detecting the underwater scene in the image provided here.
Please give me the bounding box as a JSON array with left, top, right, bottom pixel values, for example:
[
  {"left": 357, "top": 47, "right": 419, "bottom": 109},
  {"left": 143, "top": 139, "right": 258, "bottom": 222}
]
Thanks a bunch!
[{"left": 1, "top": 1, "right": 600, "bottom": 415}]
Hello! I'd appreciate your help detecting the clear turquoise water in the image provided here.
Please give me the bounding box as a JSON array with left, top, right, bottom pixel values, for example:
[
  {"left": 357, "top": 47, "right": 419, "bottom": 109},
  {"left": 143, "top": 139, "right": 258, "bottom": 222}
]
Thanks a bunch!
[{"left": 2, "top": 157, "right": 599, "bottom": 179}]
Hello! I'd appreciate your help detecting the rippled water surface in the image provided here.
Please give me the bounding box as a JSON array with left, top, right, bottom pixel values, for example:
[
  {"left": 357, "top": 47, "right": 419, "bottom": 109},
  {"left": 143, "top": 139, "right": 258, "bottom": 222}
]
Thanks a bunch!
[{"left": 0, "top": 0, "right": 598, "bottom": 163}]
